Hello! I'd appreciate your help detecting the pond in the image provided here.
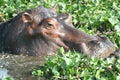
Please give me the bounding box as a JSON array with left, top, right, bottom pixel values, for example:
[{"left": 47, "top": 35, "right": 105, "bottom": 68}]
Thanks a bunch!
[{"left": 0, "top": 53, "right": 46, "bottom": 80}]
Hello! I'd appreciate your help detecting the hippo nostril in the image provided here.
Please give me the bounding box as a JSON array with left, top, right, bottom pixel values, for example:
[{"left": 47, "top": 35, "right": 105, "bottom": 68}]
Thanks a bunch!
[
  {"left": 89, "top": 40, "right": 100, "bottom": 45},
  {"left": 101, "top": 37, "right": 108, "bottom": 40}
]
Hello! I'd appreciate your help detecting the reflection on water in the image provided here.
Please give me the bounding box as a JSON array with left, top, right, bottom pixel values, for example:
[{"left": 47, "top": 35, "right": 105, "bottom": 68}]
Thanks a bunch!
[
  {"left": 0, "top": 68, "right": 14, "bottom": 80},
  {"left": 0, "top": 53, "right": 46, "bottom": 80}
]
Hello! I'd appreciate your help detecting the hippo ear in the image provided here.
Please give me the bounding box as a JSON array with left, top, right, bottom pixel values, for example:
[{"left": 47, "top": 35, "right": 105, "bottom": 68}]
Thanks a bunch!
[
  {"left": 22, "top": 12, "right": 32, "bottom": 23},
  {"left": 64, "top": 13, "right": 72, "bottom": 25},
  {"left": 58, "top": 13, "right": 72, "bottom": 25},
  {"left": 52, "top": 4, "right": 58, "bottom": 12}
]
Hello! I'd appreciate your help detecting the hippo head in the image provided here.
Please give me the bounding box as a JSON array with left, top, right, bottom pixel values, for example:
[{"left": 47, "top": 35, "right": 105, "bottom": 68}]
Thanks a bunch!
[
  {"left": 22, "top": 11, "right": 97, "bottom": 49},
  {"left": 2, "top": 5, "right": 115, "bottom": 57}
]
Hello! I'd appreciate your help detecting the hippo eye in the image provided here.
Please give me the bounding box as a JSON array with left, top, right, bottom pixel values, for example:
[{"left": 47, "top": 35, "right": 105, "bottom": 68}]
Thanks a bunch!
[{"left": 47, "top": 23, "right": 53, "bottom": 26}]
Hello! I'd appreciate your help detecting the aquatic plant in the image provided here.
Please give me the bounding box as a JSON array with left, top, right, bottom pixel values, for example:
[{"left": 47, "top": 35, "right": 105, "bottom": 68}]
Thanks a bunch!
[{"left": 32, "top": 48, "right": 120, "bottom": 80}]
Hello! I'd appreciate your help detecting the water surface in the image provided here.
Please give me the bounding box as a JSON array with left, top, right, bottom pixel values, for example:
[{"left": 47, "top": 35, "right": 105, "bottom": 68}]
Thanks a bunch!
[{"left": 0, "top": 53, "right": 46, "bottom": 80}]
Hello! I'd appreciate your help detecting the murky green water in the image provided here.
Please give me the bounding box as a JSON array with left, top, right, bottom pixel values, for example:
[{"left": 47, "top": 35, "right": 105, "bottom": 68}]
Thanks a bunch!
[{"left": 0, "top": 53, "right": 46, "bottom": 80}]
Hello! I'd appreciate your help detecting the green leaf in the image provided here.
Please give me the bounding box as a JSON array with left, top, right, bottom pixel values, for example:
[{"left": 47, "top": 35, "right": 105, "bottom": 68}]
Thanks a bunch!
[
  {"left": 117, "top": 74, "right": 120, "bottom": 80},
  {"left": 4, "top": 76, "right": 12, "bottom": 80},
  {"left": 37, "top": 70, "right": 44, "bottom": 76},
  {"left": 52, "top": 66, "right": 59, "bottom": 76},
  {"left": 108, "top": 16, "right": 119, "bottom": 25},
  {"left": 115, "top": 24, "right": 120, "bottom": 36},
  {"left": 58, "top": 47, "right": 65, "bottom": 54}
]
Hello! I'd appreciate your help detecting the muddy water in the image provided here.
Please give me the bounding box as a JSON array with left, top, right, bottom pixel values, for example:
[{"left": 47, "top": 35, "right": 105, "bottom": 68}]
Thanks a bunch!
[{"left": 0, "top": 53, "right": 46, "bottom": 80}]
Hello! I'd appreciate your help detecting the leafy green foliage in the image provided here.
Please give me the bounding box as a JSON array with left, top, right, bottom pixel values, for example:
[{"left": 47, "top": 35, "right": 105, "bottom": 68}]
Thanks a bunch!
[{"left": 32, "top": 47, "right": 120, "bottom": 80}]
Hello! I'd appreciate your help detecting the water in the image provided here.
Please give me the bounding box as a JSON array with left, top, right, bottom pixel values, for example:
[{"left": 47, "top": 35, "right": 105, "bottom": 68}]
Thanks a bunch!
[
  {"left": 0, "top": 53, "right": 46, "bottom": 80},
  {"left": 0, "top": 68, "right": 14, "bottom": 80}
]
